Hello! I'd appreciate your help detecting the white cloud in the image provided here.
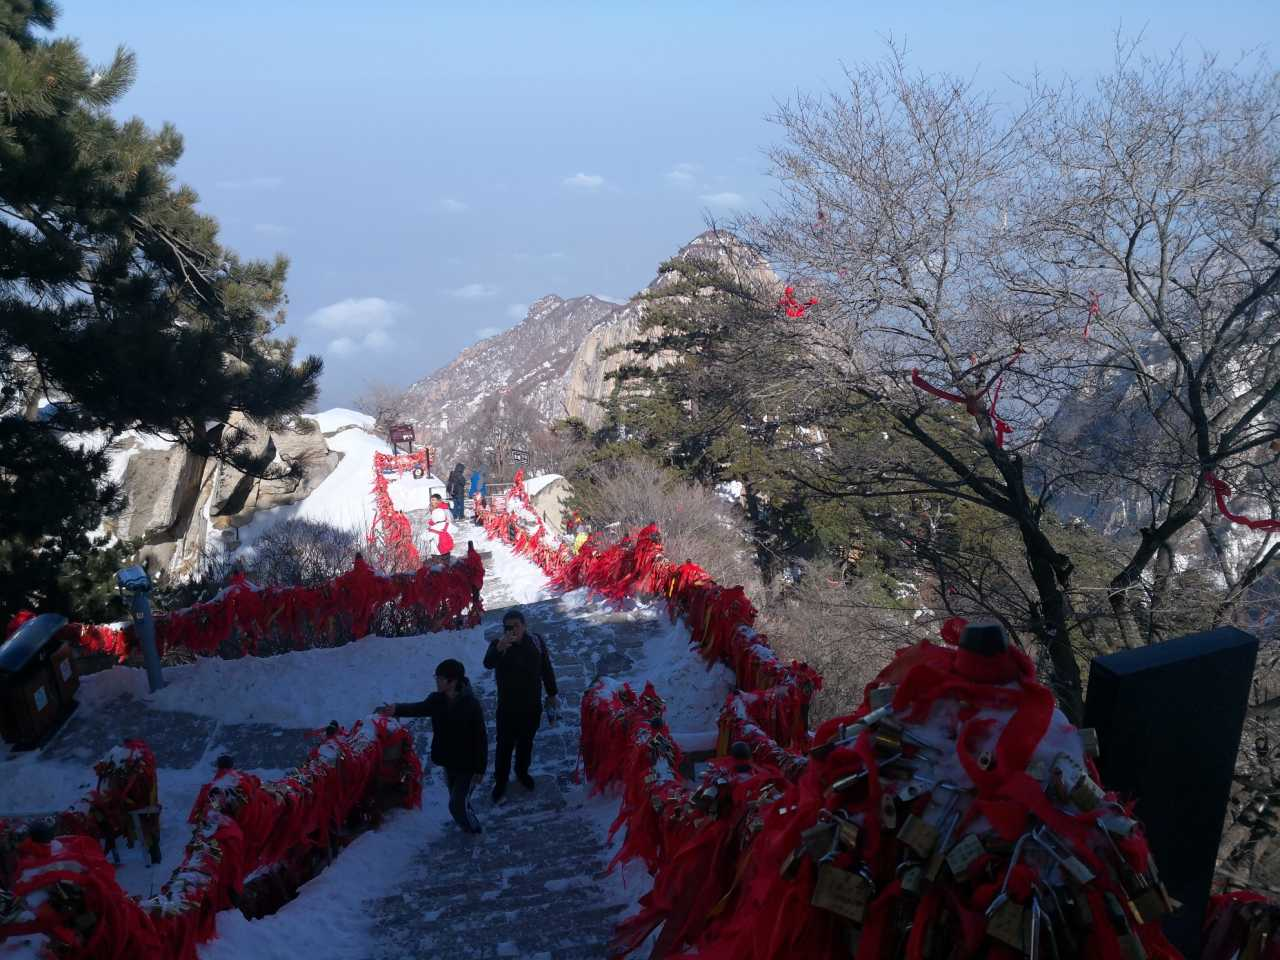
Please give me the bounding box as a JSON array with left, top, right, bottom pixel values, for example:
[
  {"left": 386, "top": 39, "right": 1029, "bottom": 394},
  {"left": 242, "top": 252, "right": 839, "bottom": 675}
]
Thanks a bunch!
[
  {"left": 439, "top": 196, "right": 468, "bottom": 212},
  {"left": 699, "top": 191, "right": 746, "bottom": 208},
  {"left": 562, "top": 172, "right": 605, "bottom": 190},
  {"left": 595, "top": 294, "right": 628, "bottom": 305},
  {"left": 506, "top": 303, "right": 528, "bottom": 320},
  {"left": 327, "top": 337, "right": 358, "bottom": 357},
  {"left": 253, "top": 222, "right": 290, "bottom": 236},
  {"left": 307, "top": 296, "right": 402, "bottom": 333},
  {"left": 666, "top": 162, "right": 700, "bottom": 186},
  {"left": 475, "top": 326, "right": 502, "bottom": 340},
  {"left": 449, "top": 283, "right": 499, "bottom": 299},
  {"left": 215, "top": 176, "right": 283, "bottom": 191},
  {"left": 306, "top": 297, "right": 403, "bottom": 357}
]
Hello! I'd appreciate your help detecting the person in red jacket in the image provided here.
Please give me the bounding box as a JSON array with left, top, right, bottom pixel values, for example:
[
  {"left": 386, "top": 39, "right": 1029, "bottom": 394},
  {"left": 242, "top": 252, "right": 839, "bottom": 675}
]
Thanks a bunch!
[{"left": 426, "top": 493, "right": 454, "bottom": 557}]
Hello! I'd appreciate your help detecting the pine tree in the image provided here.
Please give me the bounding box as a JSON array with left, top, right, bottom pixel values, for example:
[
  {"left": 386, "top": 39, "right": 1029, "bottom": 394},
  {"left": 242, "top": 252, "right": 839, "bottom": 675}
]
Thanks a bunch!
[{"left": 0, "top": 1, "right": 322, "bottom": 616}]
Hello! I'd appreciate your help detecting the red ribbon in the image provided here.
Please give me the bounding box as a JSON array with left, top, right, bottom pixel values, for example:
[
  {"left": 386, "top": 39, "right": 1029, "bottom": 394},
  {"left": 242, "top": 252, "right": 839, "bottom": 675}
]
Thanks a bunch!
[{"left": 1205, "top": 470, "right": 1280, "bottom": 532}]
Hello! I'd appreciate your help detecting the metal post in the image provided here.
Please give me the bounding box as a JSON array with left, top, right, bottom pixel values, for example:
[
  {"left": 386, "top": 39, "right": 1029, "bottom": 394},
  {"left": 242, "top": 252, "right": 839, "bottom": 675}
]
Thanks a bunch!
[
  {"left": 131, "top": 590, "right": 165, "bottom": 693},
  {"left": 118, "top": 564, "right": 163, "bottom": 693}
]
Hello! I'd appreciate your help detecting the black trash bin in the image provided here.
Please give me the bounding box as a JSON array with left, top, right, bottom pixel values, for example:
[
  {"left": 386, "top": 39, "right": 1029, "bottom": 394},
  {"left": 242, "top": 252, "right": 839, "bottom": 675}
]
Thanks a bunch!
[{"left": 0, "top": 613, "right": 75, "bottom": 749}]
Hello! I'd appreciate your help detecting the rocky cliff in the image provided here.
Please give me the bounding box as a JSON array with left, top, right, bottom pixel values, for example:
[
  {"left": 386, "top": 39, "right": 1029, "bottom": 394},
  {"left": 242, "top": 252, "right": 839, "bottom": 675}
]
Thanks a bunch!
[
  {"left": 563, "top": 230, "right": 779, "bottom": 427},
  {"left": 107, "top": 414, "right": 341, "bottom": 582},
  {"left": 400, "top": 294, "right": 618, "bottom": 464}
]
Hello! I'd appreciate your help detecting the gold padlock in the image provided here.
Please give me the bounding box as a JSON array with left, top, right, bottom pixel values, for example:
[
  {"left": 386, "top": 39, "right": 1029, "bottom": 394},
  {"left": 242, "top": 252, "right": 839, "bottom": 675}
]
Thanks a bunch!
[
  {"left": 801, "top": 821, "right": 838, "bottom": 859},
  {"left": 945, "top": 834, "right": 985, "bottom": 876},
  {"left": 986, "top": 899, "right": 1026, "bottom": 950},
  {"left": 811, "top": 864, "right": 871, "bottom": 923},
  {"left": 897, "top": 815, "right": 939, "bottom": 858},
  {"left": 880, "top": 792, "right": 899, "bottom": 829},
  {"left": 836, "top": 820, "right": 860, "bottom": 852}
]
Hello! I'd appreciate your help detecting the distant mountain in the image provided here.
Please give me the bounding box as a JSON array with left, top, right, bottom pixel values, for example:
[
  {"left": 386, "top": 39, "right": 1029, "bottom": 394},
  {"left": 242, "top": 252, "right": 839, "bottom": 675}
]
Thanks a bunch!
[
  {"left": 400, "top": 230, "right": 778, "bottom": 470},
  {"left": 400, "top": 294, "right": 618, "bottom": 466}
]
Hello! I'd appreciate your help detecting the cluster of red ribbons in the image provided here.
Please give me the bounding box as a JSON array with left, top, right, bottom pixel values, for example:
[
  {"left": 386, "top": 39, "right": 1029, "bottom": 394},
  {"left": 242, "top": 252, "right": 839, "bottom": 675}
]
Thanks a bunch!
[
  {"left": 0, "top": 716, "right": 422, "bottom": 960},
  {"left": 911, "top": 364, "right": 1015, "bottom": 448},
  {"left": 651, "top": 633, "right": 1182, "bottom": 960},
  {"left": 33, "top": 548, "right": 484, "bottom": 665},
  {"left": 581, "top": 681, "right": 687, "bottom": 874},
  {"left": 476, "top": 479, "right": 819, "bottom": 750},
  {"left": 372, "top": 449, "right": 428, "bottom": 476},
  {"left": 1204, "top": 471, "right": 1280, "bottom": 533},
  {"left": 368, "top": 466, "right": 421, "bottom": 573},
  {"left": 1, "top": 740, "right": 160, "bottom": 875},
  {"left": 779, "top": 286, "right": 818, "bottom": 319},
  {"left": 582, "top": 680, "right": 794, "bottom": 960},
  {"left": 1203, "top": 891, "right": 1280, "bottom": 959}
]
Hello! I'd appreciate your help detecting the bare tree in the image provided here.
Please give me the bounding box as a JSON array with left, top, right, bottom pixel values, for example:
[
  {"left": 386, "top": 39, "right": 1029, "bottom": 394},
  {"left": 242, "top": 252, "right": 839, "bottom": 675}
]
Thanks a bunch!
[
  {"left": 579, "top": 457, "right": 762, "bottom": 591},
  {"left": 731, "top": 44, "right": 1280, "bottom": 721},
  {"left": 353, "top": 380, "right": 410, "bottom": 435}
]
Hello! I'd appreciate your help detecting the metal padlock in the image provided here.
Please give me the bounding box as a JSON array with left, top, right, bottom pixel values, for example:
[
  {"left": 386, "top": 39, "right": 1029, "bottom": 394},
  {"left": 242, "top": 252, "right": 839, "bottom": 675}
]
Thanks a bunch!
[
  {"left": 835, "top": 818, "right": 860, "bottom": 852},
  {"left": 1079, "top": 727, "right": 1100, "bottom": 758},
  {"left": 779, "top": 845, "right": 804, "bottom": 878},
  {"left": 868, "top": 685, "right": 897, "bottom": 710},
  {"left": 986, "top": 898, "right": 1026, "bottom": 950},
  {"left": 1069, "top": 773, "right": 1105, "bottom": 811},
  {"left": 811, "top": 864, "right": 871, "bottom": 923},
  {"left": 925, "top": 809, "right": 962, "bottom": 881},
  {"left": 801, "top": 821, "right": 839, "bottom": 859},
  {"left": 1132, "top": 884, "right": 1169, "bottom": 924},
  {"left": 946, "top": 833, "right": 985, "bottom": 876},
  {"left": 880, "top": 792, "right": 899, "bottom": 829},
  {"left": 874, "top": 722, "right": 904, "bottom": 755},
  {"left": 898, "top": 814, "right": 939, "bottom": 858},
  {"left": 899, "top": 864, "right": 924, "bottom": 896}
]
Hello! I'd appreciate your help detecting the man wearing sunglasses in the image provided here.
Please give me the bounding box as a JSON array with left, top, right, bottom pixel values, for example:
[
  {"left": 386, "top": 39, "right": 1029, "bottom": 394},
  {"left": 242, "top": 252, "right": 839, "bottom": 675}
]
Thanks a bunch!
[{"left": 483, "top": 608, "right": 559, "bottom": 803}]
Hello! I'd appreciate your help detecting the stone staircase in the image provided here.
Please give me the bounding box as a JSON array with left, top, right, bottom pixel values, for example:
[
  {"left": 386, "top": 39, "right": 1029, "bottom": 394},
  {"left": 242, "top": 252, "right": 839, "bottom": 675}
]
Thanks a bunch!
[{"left": 363, "top": 525, "right": 656, "bottom": 959}]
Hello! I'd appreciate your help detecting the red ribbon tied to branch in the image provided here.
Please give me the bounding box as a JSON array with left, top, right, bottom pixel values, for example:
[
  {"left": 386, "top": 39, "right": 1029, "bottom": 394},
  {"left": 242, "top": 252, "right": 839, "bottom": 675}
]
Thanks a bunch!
[
  {"left": 1205, "top": 471, "right": 1280, "bottom": 532},
  {"left": 910, "top": 366, "right": 1014, "bottom": 448},
  {"left": 1084, "top": 289, "right": 1100, "bottom": 340},
  {"left": 778, "top": 286, "right": 818, "bottom": 318}
]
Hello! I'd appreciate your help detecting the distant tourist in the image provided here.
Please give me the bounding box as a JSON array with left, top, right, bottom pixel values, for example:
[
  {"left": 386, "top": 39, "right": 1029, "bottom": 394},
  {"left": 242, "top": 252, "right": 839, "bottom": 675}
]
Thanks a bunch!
[
  {"left": 377, "top": 659, "right": 486, "bottom": 835},
  {"left": 426, "top": 493, "right": 454, "bottom": 556},
  {"left": 469, "top": 468, "right": 484, "bottom": 518},
  {"left": 483, "top": 608, "right": 558, "bottom": 803},
  {"left": 446, "top": 462, "right": 467, "bottom": 520}
]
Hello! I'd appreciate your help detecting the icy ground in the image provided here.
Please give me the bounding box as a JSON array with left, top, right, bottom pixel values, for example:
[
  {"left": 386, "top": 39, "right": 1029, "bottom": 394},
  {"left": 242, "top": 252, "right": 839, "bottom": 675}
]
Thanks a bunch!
[{"left": 0, "top": 516, "right": 733, "bottom": 959}]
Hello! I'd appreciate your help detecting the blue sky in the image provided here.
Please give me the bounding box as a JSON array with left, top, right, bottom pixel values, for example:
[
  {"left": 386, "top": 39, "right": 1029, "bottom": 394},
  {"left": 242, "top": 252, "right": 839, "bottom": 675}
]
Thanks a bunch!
[{"left": 61, "top": 1, "right": 1276, "bottom": 408}]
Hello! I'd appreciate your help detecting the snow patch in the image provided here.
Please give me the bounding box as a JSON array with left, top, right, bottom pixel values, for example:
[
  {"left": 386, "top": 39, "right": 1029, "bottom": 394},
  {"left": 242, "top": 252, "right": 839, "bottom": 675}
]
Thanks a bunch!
[{"left": 302, "top": 408, "right": 375, "bottom": 435}]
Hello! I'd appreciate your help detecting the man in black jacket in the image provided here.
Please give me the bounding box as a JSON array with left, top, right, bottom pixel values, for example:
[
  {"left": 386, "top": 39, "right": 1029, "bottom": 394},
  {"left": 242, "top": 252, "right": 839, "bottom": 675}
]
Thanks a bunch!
[
  {"left": 446, "top": 462, "right": 467, "bottom": 520},
  {"left": 484, "top": 609, "right": 558, "bottom": 803},
  {"left": 377, "top": 658, "right": 487, "bottom": 834}
]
